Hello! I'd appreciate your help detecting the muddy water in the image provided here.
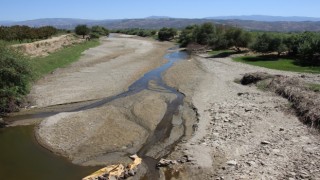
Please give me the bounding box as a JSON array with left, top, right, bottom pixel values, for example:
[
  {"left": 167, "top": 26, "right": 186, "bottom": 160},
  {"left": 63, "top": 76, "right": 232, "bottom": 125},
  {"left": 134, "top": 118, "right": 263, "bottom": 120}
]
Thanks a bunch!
[
  {"left": 1, "top": 48, "right": 189, "bottom": 180},
  {"left": 0, "top": 126, "right": 99, "bottom": 180}
]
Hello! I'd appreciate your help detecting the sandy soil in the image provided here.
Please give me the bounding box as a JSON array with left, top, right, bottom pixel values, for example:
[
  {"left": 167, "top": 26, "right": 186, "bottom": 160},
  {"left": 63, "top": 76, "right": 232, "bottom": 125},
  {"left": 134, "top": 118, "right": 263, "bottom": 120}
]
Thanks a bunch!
[
  {"left": 163, "top": 54, "right": 320, "bottom": 179},
  {"left": 29, "top": 35, "right": 172, "bottom": 107}
]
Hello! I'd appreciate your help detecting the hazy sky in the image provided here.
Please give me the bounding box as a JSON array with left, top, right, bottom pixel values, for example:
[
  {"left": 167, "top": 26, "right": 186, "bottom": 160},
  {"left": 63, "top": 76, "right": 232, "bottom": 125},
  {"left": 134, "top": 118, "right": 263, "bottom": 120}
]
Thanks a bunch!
[{"left": 1, "top": 0, "right": 320, "bottom": 21}]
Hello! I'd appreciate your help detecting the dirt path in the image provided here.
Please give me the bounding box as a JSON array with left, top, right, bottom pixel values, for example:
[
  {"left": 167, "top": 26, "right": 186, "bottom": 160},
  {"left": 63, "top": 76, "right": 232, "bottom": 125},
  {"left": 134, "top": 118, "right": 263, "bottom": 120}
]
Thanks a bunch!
[
  {"left": 29, "top": 35, "right": 172, "bottom": 107},
  {"left": 163, "top": 55, "right": 320, "bottom": 179}
]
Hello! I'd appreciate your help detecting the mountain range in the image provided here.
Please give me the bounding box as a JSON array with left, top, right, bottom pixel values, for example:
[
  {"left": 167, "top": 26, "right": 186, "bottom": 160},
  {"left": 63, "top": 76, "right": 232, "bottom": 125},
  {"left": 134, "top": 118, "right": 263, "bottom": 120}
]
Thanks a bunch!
[
  {"left": 1, "top": 15, "right": 320, "bottom": 32},
  {"left": 205, "top": 15, "right": 320, "bottom": 22}
]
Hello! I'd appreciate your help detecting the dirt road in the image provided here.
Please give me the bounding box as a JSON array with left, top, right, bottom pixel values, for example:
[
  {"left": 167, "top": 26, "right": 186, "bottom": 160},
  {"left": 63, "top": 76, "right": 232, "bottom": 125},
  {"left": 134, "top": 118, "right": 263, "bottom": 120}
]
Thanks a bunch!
[{"left": 163, "top": 54, "right": 320, "bottom": 179}]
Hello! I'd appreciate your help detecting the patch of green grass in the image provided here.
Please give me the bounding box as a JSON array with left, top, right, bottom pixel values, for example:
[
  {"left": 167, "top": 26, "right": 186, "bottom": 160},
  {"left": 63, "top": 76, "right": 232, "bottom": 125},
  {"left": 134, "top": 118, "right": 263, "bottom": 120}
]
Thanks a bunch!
[
  {"left": 233, "top": 56, "right": 320, "bottom": 74},
  {"left": 308, "top": 83, "right": 320, "bottom": 92},
  {"left": 30, "top": 40, "right": 100, "bottom": 79}
]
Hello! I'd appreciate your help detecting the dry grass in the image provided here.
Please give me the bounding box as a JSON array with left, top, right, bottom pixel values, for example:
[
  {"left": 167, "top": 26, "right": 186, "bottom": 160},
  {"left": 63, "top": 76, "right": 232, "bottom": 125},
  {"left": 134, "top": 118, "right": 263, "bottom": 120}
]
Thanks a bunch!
[{"left": 241, "top": 72, "right": 320, "bottom": 129}]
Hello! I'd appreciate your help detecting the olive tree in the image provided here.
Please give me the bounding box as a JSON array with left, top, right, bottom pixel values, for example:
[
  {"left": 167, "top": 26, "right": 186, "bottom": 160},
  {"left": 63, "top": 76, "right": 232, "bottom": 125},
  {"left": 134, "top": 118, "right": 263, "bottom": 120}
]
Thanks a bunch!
[{"left": 75, "top": 25, "right": 90, "bottom": 38}]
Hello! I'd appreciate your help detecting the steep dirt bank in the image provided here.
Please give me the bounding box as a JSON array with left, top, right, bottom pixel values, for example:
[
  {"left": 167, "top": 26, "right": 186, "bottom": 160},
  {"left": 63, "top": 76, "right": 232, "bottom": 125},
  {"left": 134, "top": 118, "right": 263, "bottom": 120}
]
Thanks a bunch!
[
  {"left": 12, "top": 34, "right": 85, "bottom": 57},
  {"left": 29, "top": 35, "right": 172, "bottom": 108},
  {"left": 162, "top": 54, "right": 320, "bottom": 179}
]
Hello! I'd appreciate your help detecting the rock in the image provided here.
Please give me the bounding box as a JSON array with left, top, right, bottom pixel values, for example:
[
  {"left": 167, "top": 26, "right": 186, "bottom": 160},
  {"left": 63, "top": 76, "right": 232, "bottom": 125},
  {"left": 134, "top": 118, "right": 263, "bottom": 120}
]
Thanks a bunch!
[
  {"left": 128, "top": 169, "right": 135, "bottom": 176},
  {"left": 261, "top": 141, "right": 271, "bottom": 145},
  {"left": 237, "top": 92, "right": 249, "bottom": 96},
  {"left": 300, "top": 170, "right": 310, "bottom": 178},
  {"left": 288, "top": 172, "right": 296, "bottom": 177},
  {"left": 245, "top": 108, "right": 252, "bottom": 112},
  {"left": 246, "top": 161, "right": 256, "bottom": 166},
  {"left": 279, "top": 128, "right": 285, "bottom": 131},
  {"left": 108, "top": 176, "right": 117, "bottom": 180},
  {"left": 272, "top": 149, "right": 280, "bottom": 154},
  {"left": 226, "top": 160, "right": 237, "bottom": 166},
  {"left": 157, "top": 158, "right": 178, "bottom": 167}
]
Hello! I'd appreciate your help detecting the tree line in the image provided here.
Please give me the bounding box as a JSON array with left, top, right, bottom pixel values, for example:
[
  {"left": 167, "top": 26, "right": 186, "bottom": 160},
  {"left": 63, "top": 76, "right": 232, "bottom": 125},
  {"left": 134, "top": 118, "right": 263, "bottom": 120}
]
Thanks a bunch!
[
  {"left": 178, "top": 22, "right": 320, "bottom": 66},
  {"left": 251, "top": 32, "right": 320, "bottom": 65},
  {"left": 0, "top": 25, "right": 58, "bottom": 42},
  {"left": 111, "top": 28, "right": 157, "bottom": 37}
]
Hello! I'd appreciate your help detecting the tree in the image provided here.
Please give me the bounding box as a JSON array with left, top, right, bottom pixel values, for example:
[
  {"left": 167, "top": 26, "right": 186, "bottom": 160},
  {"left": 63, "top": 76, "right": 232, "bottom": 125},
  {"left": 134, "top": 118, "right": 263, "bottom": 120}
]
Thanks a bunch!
[
  {"left": 158, "top": 27, "right": 177, "bottom": 41},
  {"left": 196, "top": 23, "right": 216, "bottom": 45},
  {"left": 178, "top": 25, "right": 198, "bottom": 47},
  {"left": 251, "top": 33, "right": 273, "bottom": 53},
  {"left": 75, "top": 25, "right": 90, "bottom": 38},
  {"left": 251, "top": 33, "right": 288, "bottom": 56},
  {"left": 225, "top": 28, "right": 252, "bottom": 52},
  {"left": 297, "top": 32, "right": 320, "bottom": 65}
]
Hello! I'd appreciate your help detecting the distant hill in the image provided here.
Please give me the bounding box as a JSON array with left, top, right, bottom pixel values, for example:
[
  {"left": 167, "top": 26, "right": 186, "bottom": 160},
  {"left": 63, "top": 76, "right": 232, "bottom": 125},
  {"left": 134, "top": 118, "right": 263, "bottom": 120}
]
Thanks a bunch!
[
  {"left": 205, "top": 15, "right": 320, "bottom": 22},
  {"left": 145, "top": 16, "right": 172, "bottom": 19},
  {"left": 2, "top": 18, "right": 99, "bottom": 29},
  {"left": 2, "top": 16, "right": 320, "bottom": 32}
]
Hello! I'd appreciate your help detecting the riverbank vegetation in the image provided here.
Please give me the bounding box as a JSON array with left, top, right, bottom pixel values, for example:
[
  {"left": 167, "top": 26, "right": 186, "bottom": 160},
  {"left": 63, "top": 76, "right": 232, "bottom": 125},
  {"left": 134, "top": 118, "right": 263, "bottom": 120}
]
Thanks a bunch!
[
  {"left": 0, "top": 43, "right": 33, "bottom": 113},
  {"left": 0, "top": 25, "right": 59, "bottom": 43},
  {"left": 0, "top": 40, "right": 99, "bottom": 114},
  {"left": 111, "top": 28, "right": 157, "bottom": 37},
  {"left": 30, "top": 40, "right": 100, "bottom": 78},
  {"left": 178, "top": 22, "right": 320, "bottom": 69}
]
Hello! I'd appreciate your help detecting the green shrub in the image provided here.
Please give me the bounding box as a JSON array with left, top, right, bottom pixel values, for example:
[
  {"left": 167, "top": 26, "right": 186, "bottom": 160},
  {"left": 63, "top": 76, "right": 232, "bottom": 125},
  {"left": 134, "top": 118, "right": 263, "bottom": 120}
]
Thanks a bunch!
[
  {"left": 0, "top": 43, "right": 33, "bottom": 113},
  {"left": 158, "top": 27, "right": 177, "bottom": 41}
]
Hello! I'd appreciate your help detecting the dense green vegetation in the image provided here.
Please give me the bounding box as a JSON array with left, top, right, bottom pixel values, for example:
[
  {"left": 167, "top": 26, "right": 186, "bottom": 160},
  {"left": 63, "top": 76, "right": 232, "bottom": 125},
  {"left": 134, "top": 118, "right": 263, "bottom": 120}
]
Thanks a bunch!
[
  {"left": 178, "top": 22, "right": 320, "bottom": 67},
  {"left": 158, "top": 27, "right": 177, "bottom": 41},
  {"left": 233, "top": 56, "right": 320, "bottom": 73},
  {"left": 0, "top": 25, "right": 58, "bottom": 43},
  {"left": 0, "top": 43, "right": 33, "bottom": 113},
  {"left": 111, "top": 28, "right": 157, "bottom": 37},
  {"left": 179, "top": 23, "right": 252, "bottom": 51},
  {"left": 75, "top": 25, "right": 90, "bottom": 38},
  {"left": 90, "top": 26, "right": 110, "bottom": 38},
  {"left": 75, "top": 25, "right": 109, "bottom": 39},
  {"left": 0, "top": 39, "right": 99, "bottom": 114}
]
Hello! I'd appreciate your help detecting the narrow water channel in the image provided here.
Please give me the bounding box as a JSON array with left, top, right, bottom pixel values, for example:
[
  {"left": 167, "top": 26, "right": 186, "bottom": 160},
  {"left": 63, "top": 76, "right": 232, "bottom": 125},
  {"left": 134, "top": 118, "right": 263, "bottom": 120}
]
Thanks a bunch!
[{"left": 0, "top": 47, "right": 188, "bottom": 180}]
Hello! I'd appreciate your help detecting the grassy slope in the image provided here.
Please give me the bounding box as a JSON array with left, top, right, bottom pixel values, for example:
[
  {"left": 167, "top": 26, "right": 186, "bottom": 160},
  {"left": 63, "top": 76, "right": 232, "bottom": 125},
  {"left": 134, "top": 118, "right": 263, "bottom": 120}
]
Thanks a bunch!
[
  {"left": 30, "top": 40, "right": 100, "bottom": 79},
  {"left": 233, "top": 56, "right": 320, "bottom": 74}
]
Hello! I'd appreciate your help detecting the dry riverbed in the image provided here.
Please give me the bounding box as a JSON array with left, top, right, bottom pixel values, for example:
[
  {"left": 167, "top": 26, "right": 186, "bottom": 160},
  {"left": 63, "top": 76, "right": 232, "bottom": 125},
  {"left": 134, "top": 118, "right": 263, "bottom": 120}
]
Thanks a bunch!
[
  {"left": 29, "top": 35, "right": 171, "bottom": 107},
  {"left": 161, "top": 54, "right": 320, "bottom": 179},
  {"left": 6, "top": 34, "right": 320, "bottom": 179}
]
